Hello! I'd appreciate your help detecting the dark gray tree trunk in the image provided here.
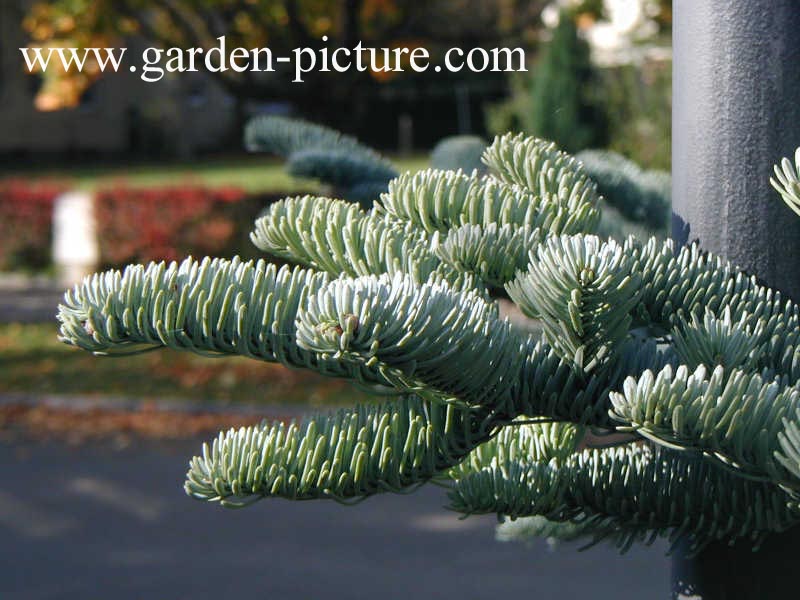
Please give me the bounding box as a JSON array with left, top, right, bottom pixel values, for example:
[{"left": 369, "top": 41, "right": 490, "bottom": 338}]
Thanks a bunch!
[
  {"left": 671, "top": 1, "right": 800, "bottom": 597},
  {"left": 672, "top": 0, "right": 800, "bottom": 300}
]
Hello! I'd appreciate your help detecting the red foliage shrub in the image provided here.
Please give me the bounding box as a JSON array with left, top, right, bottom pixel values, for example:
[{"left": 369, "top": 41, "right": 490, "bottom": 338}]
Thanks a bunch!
[
  {"left": 0, "top": 180, "right": 65, "bottom": 271},
  {"left": 94, "top": 185, "right": 249, "bottom": 267},
  {"left": 0, "top": 180, "right": 298, "bottom": 273}
]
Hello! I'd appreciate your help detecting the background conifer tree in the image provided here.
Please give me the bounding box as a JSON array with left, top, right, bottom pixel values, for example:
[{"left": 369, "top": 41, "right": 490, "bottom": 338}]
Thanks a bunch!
[{"left": 527, "top": 11, "right": 608, "bottom": 153}]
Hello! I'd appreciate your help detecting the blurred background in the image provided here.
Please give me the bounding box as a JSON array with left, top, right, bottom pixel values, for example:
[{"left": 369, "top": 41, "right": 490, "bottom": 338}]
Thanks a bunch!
[
  {"left": 0, "top": 0, "right": 672, "bottom": 404},
  {"left": 0, "top": 1, "right": 673, "bottom": 598}
]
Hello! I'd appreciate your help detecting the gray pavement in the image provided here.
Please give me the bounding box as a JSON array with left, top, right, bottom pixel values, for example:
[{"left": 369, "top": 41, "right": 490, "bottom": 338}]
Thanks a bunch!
[
  {"left": 0, "top": 275, "right": 63, "bottom": 323},
  {"left": 0, "top": 438, "right": 671, "bottom": 600}
]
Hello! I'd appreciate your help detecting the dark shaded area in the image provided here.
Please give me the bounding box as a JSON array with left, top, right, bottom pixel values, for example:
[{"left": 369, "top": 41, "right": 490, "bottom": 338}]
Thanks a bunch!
[
  {"left": 672, "top": 530, "right": 800, "bottom": 600},
  {"left": 670, "top": 211, "right": 690, "bottom": 249}
]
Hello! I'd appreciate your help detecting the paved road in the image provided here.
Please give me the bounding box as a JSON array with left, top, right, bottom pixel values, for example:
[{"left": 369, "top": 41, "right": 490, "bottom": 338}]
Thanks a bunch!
[
  {"left": 0, "top": 438, "right": 671, "bottom": 600},
  {"left": 0, "top": 277, "right": 63, "bottom": 323}
]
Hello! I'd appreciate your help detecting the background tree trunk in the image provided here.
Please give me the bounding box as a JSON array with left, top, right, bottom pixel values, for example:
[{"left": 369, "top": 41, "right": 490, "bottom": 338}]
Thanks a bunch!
[
  {"left": 671, "top": 1, "right": 800, "bottom": 597},
  {"left": 672, "top": 0, "right": 800, "bottom": 300}
]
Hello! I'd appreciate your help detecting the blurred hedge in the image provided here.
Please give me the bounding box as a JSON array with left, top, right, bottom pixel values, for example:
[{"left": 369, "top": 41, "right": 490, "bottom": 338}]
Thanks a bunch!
[
  {"left": 94, "top": 186, "right": 294, "bottom": 269},
  {"left": 0, "top": 180, "right": 65, "bottom": 272},
  {"left": 0, "top": 182, "right": 299, "bottom": 273}
]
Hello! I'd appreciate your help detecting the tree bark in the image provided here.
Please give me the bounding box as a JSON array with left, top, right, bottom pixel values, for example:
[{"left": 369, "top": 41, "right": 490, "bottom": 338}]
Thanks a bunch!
[
  {"left": 671, "top": 1, "right": 800, "bottom": 597},
  {"left": 672, "top": 0, "right": 800, "bottom": 301}
]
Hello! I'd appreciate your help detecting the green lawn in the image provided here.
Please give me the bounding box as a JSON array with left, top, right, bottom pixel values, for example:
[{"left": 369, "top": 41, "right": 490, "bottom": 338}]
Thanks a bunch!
[
  {"left": 0, "top": 322, "right": 373, "bottom": 408},
  {"left": 3, "top": 154, "right": 430, "bottom": 192}
]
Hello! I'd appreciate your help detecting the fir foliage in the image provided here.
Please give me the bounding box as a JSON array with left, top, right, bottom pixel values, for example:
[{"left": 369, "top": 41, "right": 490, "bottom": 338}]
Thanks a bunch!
[
  {"left": 577, "top": 149, "right": 671, "bottom": 232},
  {"left": 58, "top": 132, "right": 800, "bottom": 556},
  {"left": 430, "top": 136, "right": 489, "bottom": 176},
  {"left": 245, "top": 115, "right": 398, "bottom": 207},
  {"left": 771, "top": 147, "right": 800, "bottom": 217}
]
